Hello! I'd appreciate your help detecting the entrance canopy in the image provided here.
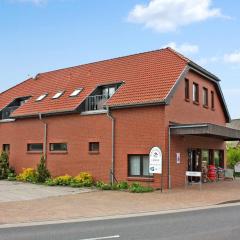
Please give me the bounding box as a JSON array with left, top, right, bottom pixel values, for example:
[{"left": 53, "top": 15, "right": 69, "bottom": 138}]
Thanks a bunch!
[{"left": 170, "top": 123, "right": 240, "bottom": 141}]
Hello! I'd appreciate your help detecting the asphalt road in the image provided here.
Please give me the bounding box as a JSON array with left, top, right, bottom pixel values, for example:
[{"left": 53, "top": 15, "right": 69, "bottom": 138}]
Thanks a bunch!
[{"left": 1, "top": 205, "right": 240, "bottom": 240}]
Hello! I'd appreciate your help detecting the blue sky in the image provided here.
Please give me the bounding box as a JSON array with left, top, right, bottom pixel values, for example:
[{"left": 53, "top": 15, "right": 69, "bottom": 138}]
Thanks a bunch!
[{"left": 0, "top": 0, "right": 240, "bottom": 118}]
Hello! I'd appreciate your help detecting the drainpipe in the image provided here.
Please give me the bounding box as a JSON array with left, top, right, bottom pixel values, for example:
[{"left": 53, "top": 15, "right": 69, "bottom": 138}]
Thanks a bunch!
[
  {"left": 107, "top": 106, "right": 115, "bottom": 185},
  {"left": 168, "top": 126, "right": 171, "bottom": 189},
  {"left": 38, "top": 113, "right": 47, "bottom": 161}
]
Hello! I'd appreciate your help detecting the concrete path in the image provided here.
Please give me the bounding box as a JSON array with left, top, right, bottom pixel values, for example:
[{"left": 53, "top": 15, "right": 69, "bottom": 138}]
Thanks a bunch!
[
  {"left": 0, "top": 179, "right": 240, "bottom": 225},
  {"left": 0, "top": 181, "right": 93, "bottom": 202}
]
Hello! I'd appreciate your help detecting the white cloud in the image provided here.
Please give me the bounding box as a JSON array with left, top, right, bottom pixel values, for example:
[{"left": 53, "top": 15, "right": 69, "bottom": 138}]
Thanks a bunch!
[
  {"left": 163, "top": 42, "right": 199, "bottom": 55},
  {"left": 224, "top": 51, "right": 240, "bottom": 64},
  {"left": 128, "top": 0, "right": 225, "bottom": 32}
]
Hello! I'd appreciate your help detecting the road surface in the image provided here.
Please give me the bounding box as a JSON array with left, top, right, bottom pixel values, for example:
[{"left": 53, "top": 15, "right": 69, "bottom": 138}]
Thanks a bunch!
[{"left": 0, "top": 205, "right": 240, "bottom": 240}]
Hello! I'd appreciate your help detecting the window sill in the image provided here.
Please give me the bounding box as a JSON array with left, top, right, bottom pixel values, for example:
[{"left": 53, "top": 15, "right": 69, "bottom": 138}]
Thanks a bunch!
[
  {"left": 203, "top": 105, "right": 209, "bottom": 109},
  {"left": 211, "top": 108, "right": 215, "bottom": 111},
  {"left": 88, "top": 151, "right": 100, "bottom": 155},
  {"left": 193, "top": 101, "right": 199, "bottom": 105},
  {"left": 27, "top": 151, "right": 43, "bottom": 154},
  {"left": 127, "top": 177, "right": 154, "bottom": 182},
  {"left": 49, "top": 151, "right": 68, "bottom": 154},
  {"left": 185, "top": 98, "right": 190, "bottom": 102}
]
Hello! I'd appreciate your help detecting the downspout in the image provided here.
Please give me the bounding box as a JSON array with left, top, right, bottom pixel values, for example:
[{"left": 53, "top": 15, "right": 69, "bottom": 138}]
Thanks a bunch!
[
  {"left": 107, "top": 106, "right": 115, "bottom": 185},
  {"left": 168, "top": 126, "right": 171, "bottom": 189},
  {"left": 38, "top": 113, "right": 47, "bottom": 161}
]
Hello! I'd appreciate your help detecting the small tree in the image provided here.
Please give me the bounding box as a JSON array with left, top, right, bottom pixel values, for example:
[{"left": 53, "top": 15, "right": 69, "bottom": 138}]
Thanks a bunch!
[
  {"left": 36, "top": 155, "right": 50, "bottom": 183},
  {"left": 227, "top": 147, "right": 240, "bottom": 169},
  {"left": 0, "top": 151, "right": 9, "bottom": 179}
]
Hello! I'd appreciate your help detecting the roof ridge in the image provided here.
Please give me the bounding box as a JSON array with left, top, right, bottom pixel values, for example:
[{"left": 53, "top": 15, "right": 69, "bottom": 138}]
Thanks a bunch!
[
  {"left": 36, "top": 48, "right": 169, "bottom": 76},
  {"left": 165, "top": 47, "right": 190, "bottom": 63}
]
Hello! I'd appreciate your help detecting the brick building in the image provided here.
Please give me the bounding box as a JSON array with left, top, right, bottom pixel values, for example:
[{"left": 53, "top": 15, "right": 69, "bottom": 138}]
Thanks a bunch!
[{"left": 1, "top": 48, "right": 240, "bottom": 188}]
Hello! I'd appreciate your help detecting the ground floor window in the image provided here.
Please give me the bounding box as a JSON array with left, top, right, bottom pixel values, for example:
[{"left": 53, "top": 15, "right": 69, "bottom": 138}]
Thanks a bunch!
[
  {"left": 128, "top": 155, "right": 153, "bottom": 177},
  {"left": 2, "top": 144, "right": 10, "bottom": 154},
  {"left": 27, "top": 143, "right": 43, "bottom": 152},
  {"left": 89, "top": 142, "right": 99, "bottom": 152},
  {"left": 50, "top": 143, "right": 67, "bottom": 152}
]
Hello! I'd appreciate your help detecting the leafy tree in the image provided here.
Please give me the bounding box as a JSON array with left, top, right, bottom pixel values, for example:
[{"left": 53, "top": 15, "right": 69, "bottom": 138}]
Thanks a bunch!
[
  {"left": 0, "top": 151, "right": 9, "bottom": 179},
  {"left": 227, "top": 147, "right": 240, "bottom": 169},
  {"left": 36, "top": 155, "right": 50, "bottom": 183}
]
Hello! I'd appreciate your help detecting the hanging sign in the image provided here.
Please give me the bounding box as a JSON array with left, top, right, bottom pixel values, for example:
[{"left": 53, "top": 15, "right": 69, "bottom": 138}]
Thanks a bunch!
[{"left": 149, "top": 147, "right": 162, "bottom": 174}]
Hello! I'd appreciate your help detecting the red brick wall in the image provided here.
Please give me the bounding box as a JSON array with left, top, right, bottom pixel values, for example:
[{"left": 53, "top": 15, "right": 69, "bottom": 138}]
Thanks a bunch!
[
  {"left": 112, "top": 106, "right": 167, "bottom": 189},
  {"left": 0, "top": 114, "right": 113, "bottom": 183},
  {"left": 164, "top": 70, "right": 227, "bottom": 188}
]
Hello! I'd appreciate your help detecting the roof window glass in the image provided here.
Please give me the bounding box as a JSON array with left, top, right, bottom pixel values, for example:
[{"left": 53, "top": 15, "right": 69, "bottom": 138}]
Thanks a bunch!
[
  {"left": 36, "top": 93, "right": 48, "bottom": 102},
  {"left": 70, "top": 88, "right": 82, "bottom": 97},
  {"left": 52, "top": 91, "right": 64, "bottom": 99}
]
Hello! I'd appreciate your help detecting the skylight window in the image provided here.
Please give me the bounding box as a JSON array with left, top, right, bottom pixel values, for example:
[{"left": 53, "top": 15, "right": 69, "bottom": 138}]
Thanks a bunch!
[
  {"left": 36, "top": 93, "right": 48, "bottom": 102},
  {"left": 52, "top": 91, "right": 64, "bottom": 99},
  {"left": 70, "top": 88, "right": 82, "bottom": 97}
]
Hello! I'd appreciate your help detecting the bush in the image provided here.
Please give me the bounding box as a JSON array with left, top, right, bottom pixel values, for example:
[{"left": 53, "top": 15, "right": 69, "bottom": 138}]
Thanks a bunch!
[
  {"left": 70, "top": 172, "right": 94, "bottom": 187},
  {"left": 45, "top": 178, "right": 58, "bottom": 186},
  {"left": 52, "top": 175, "right": 72, "bottom": 186},
  {"left": 7, "top": 167, "right": 16, "bottom": 181},
  {"left": 227, "top": 147, "right": 240, "bottom": 169},
  {"left": 16, "top": 168, "right": 38, "bottom": 183},
  {"left": 95, "top": 181, "right": 112, "bottom": 190},
  {"left": 36, "top": 156, "right": 50, "bottom": 183},
  {"left": 0, "top": 151, "right": 9, "bottom": 179},
  {"left": 129, "top": 182, "right": 154, "bottom": 193},
  {"left": 117, "top": 181, "right": 129, "bottom": 190}
]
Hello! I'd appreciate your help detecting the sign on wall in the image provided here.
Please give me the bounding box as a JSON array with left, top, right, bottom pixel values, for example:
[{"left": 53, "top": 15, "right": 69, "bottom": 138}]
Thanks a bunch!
[
  {"left": 149, "top": 147, "right": 162, "bottom": 174},
  {"left": 176, "top": 153, "right": 181, "bottom": 164}
]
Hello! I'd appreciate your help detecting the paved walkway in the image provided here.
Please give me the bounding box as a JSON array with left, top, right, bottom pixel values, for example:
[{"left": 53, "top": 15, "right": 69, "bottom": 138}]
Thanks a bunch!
[
  {"left": 0, "top": 180, "right": 240, "bottom": 224},
  {"left": 0, "top": 181, "right": 93, "bottom": 202}
]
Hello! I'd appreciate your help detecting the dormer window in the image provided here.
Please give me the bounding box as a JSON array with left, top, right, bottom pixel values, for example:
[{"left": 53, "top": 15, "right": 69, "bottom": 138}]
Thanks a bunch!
[
  {"left": 102, "top": 86, "right": 117, "bottom": 99},
  {"left": 36, "top": 93, "right": 48, "bottom": 102},
  {"left": 52, "top": 91, "right": 64, "bottom": 99},
  {"left": 70, "top": 88, "right": 82, "bottom": 97}
]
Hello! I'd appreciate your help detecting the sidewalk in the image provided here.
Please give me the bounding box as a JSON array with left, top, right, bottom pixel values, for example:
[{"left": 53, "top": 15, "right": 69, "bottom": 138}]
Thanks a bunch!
[{"left": 1, "top": 179, "right": 240, "bottom": 225}]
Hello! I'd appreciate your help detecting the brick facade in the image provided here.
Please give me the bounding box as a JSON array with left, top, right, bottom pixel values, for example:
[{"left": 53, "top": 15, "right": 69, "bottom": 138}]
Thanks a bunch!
[{"left": 0, "top": 49, "right": 232, "bottom": 189}]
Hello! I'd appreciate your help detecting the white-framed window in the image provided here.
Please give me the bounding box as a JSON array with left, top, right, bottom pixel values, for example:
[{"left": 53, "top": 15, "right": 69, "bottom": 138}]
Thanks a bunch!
[
  {"left": 70, "top": 88, "right": 83, "bottom": 97},
  {"left": 36, "top": 93, "right": 48, "bottom": 102},
  {"left": 52, "top": 91, "right": 64, "bottom": 99}
]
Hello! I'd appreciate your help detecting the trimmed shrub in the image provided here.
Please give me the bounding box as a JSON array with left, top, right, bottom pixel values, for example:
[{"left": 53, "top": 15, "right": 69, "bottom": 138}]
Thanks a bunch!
[
  {"left": 129, "top": 182, "right": 154, "bottom": 193},
  {"left": 36, "top": 156, "right": 50, "bottom": 183},
  {"left": 16, "top": 168, "right": 38, "bottom": 183},
  {"left": 0, "top": 151, "right": 9, "bottom": 179}
]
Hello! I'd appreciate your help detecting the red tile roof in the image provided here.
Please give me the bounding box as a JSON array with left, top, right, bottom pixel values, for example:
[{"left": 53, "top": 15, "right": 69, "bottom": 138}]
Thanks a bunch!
[{"left": 0, "top": 48, "right": 188, "bottom": 117}]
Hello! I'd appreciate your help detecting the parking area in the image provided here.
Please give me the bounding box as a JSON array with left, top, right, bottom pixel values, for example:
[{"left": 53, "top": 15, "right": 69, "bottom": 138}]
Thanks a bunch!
[{"left": 0, "top": 181, "right": 93, "bottom": 203}]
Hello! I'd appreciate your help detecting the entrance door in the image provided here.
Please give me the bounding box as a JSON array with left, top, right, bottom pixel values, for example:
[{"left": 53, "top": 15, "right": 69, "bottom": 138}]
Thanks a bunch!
[
  {"left": 188, "top": 149, "right": 201, "bottom": 182},
  {"left": 188, "top": 149, "right": 201, "bottom": 172}
]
